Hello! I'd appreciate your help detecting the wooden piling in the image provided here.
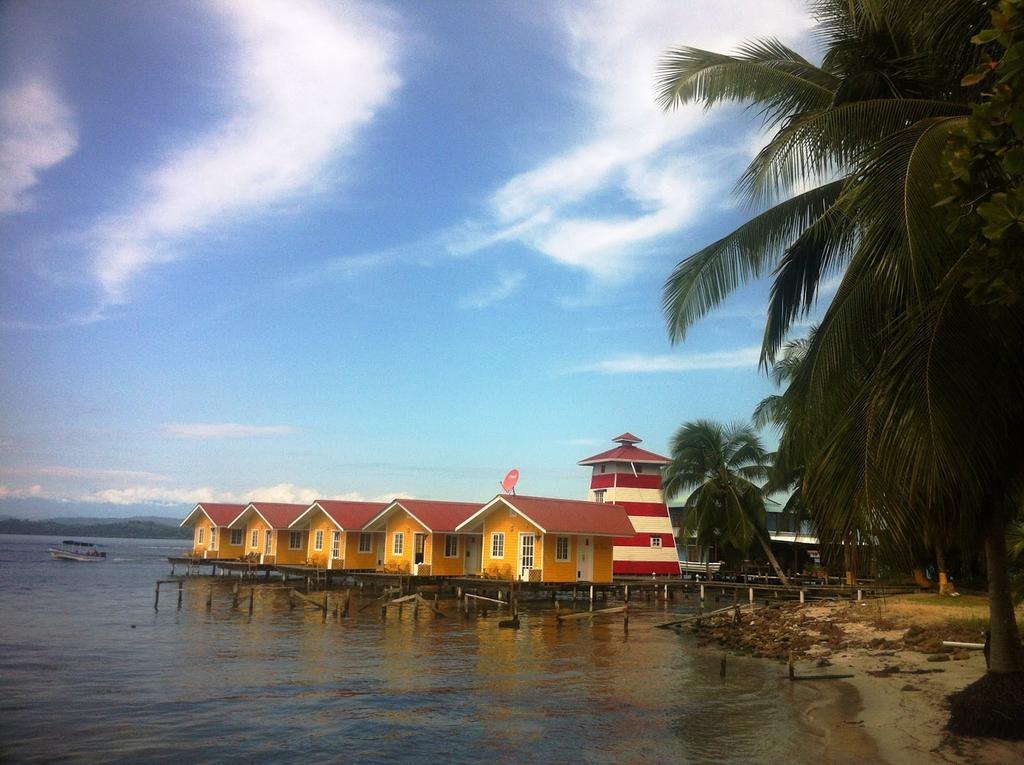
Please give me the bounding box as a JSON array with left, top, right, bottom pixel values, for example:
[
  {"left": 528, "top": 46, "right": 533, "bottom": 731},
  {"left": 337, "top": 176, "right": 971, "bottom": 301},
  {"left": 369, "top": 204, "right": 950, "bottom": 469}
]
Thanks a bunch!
[
  {"left": 154, "top": 583, "right": 160, "bottom": 611},
  {"left": 248, "top": 588, "right": 254, "bottom": 615},
  {"left": 232, "top": 582, "right": 240, "bottom": 608},
  {"left": 623, "top": 603, "right": 629, "bottom": 634},
  {"left": 720, "top": 654, "right": 727, "bottom": 678},
  {"left": 788, "top": 651, "right": 795, "bottom": 681},
  {"left": 177, "top": 581, "right": 183, "bottom": 609},
  {"left": 206, "top": 584, "right": 213, "bottom": 611}
]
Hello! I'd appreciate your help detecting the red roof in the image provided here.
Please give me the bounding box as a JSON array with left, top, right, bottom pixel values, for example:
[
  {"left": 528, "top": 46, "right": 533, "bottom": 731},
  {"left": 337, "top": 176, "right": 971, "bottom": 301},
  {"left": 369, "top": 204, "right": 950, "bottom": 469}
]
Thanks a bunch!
[
  {"left": 613, "top": 432, "right": 642, "bottom": 444},
  {"left": 246, "top": 502, "right": 309, "bottom": 528},
  {"left": 311, "top": 500, "right": 386, "bottom": 530},
  {"left": 471, "top": 495, "right": 635, "bottom": 536},
  {"left": 385, "top": 499, "right": 482, "bottom": 532},
  {"left": 578, "top": 440, "right": 670, "bottom": 466},
  {"left": 197, "top": 503, "right": 246, "bottom": 525}
]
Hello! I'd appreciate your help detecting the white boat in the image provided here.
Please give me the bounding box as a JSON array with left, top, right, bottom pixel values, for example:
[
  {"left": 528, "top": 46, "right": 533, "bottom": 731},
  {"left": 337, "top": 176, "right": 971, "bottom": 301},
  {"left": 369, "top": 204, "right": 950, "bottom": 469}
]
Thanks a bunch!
[{"left": 48, "top": 540, "right": 107, "bottom": 562}]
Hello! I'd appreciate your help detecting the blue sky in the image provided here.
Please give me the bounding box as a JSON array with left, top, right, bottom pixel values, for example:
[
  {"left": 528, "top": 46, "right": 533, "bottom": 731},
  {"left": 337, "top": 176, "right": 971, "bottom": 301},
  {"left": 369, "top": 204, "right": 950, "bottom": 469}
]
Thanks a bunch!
[{"left": 0, "top": 0, "right": 824, "bottom": 516}]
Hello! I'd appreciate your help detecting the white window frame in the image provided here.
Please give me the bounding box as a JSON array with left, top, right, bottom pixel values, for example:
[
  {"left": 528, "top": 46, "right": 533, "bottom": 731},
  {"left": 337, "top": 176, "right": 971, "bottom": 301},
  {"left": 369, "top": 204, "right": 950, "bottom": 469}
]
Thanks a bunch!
[
  {"left": 251, "top": 529, "right": 259, "bottom": 548},
  {"left": 651, "top": 535, "right": 662, "bottom": 548},
  {"left": 444, "top": 535, "right": 459, "bottom": 558},
  {"left": 314, "top": 529, "right": 324, "bottom": 551},
  {"left": 197, "top": 527, "right": 205, "bottom": 544},
  {"left": 209, "top": 527, "right": 217, "bottom": 549},
  {"left": 358, "top": 533, "right": 373, "bottom": 553},
  {"left": 393, "top": 532, "right": 404, "bottom": 556},
  {"left": 555, "top": 536, "right": 570, "bottom": 562},
  {"left": 331, "top": 530, "right": 341, "bottom": 559},
  {"left": 230, "top": 529, "right": 243, "bottom": 546},
  {"left": 491, "top": 532, "right": 505, "bottom": 559},
  {"left": 264, "top": 529, "right": 273, "bottom": 555},
  {"left": 289, "top": 531, "right": 303, "bottom": 550},
  {"left": 593, "top": 489, "right": 606, "bottom": 503}
]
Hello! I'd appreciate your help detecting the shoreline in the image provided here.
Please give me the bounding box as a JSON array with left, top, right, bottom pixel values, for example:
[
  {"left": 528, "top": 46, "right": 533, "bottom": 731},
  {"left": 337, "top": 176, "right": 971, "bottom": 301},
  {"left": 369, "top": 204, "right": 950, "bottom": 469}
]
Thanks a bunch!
[{"left": 680, "top": 596, "right": 1024, "bottom": 764}]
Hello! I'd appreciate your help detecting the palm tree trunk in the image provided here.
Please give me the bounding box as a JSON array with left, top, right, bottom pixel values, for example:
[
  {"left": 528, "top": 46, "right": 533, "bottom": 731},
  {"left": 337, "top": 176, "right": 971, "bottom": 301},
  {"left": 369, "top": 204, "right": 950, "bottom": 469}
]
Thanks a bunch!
[
  {"left": 984, "top": 514, "right": 1024, "bottom": 673},
  {"left": 935, "top": 544, "right": 951, "bottom": 595},
  {"left": 757, "top": 534, "right": 790, "bottom": 587}
]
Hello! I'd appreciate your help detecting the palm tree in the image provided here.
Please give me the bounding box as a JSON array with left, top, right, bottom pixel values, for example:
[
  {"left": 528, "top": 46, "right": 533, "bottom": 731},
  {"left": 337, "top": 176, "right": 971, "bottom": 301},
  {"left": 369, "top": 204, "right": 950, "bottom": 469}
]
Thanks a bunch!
[
  {"left": 663, "top": 420, "right": 790, "bottom": 586},
  {"left": 657, "top": 1, "right": 1024, "bottom": 673}
]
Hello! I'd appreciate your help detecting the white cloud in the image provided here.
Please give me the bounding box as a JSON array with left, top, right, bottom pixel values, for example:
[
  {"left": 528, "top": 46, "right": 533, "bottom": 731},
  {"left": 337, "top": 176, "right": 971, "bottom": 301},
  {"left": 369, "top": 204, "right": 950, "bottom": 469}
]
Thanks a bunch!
[
  {"left": 458, "top": 271, "right": 525, "bottom": 309},
  {"left": 452, "top": 0, "right": 812, "bottom": 280},
  {"left": 0, "top": 79, "right": 78, "bottom": 213},
  {"left": 91, "top": 0, "right": 402, "bottom": 308},
  {"left": 163, "top": 422, "right": 297, "bottom": 439},
  {"left": 577, "top": 346, "right": 761, "bottom": 373}
]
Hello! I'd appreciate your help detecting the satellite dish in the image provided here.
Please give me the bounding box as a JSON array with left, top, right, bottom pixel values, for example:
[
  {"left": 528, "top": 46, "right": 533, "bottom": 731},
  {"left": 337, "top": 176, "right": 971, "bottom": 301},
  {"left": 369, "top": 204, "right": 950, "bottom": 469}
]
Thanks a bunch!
[{"left": 501, "top": 469, "right": 520, "bottom": 495}]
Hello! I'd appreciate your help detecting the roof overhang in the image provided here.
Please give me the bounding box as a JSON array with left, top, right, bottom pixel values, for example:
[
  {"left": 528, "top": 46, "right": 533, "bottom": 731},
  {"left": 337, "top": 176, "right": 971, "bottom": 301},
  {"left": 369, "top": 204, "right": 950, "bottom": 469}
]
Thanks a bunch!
[
  {"left": 288, "top": 502, "right": 343, "bottom": 531},
  {"left": 362, "top": 500, "right": 432, "bottom": 533},
  {"left": 180, "top": 504, "right": 215, "bottom": 528},
  {"left": 455, "top": 495, "right": 547, "bottom": 534},
  {"left": 227, "top": 503, "right": 274, "bottom": 530}
]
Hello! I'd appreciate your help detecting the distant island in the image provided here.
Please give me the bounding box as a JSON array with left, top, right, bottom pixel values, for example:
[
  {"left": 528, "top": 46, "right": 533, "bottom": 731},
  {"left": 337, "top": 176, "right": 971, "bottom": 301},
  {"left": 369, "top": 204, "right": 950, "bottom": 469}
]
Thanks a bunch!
[{"left": 0, "top": 517, "right": 192, "bottom": 540}]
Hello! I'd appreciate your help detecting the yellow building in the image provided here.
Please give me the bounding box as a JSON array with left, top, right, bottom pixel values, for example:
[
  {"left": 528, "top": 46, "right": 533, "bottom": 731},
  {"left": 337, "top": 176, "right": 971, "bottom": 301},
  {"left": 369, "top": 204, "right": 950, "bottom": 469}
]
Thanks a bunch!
[
  {"left": 179, "top": 503, "right": 246, "bottom": 559},
  {"left": 288, "top": 500, "right": 386, "bottom": 570},
  {"left": 455, "top": 495, "right": 635, "bottom": 583},
  {"left": 362, "top": 499, "right": 482, "bottom": 576},
  {"left": 227, "top": 502, "right": 309, "bottom": 565}
]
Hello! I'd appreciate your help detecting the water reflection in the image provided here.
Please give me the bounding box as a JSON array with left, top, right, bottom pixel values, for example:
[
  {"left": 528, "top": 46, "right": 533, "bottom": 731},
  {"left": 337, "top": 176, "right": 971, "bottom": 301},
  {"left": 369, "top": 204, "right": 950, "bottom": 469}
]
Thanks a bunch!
[{"left": 0, "top": 535, "right": 834, "bottom": 764}]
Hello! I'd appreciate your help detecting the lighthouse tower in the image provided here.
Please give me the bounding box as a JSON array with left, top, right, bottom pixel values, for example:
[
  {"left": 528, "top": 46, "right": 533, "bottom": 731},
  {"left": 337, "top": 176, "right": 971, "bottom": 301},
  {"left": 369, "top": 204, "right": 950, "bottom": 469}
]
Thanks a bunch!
[{"left": 578, "top": 433, "right": 679, "bottom": 575}]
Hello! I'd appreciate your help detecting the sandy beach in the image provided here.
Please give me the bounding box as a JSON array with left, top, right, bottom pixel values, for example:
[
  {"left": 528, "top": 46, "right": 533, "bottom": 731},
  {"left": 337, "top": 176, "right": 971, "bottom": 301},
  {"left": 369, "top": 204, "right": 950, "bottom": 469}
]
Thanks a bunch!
[{"left": 684, "top": 594, "right": 1024, "bottom": 764}]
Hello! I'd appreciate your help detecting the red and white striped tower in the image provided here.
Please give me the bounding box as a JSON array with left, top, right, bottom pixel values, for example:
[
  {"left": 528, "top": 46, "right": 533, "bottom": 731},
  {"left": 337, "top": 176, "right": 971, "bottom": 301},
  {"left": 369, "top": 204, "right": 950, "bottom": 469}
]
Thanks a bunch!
[{"left": 578, "top": 433, "right": 679, "bottom": 575}]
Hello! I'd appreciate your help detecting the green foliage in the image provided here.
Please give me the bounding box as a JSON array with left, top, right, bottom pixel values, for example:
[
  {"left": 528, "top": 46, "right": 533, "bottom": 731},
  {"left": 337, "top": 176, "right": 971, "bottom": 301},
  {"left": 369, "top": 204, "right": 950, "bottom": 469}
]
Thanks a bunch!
[{"left": 940, "top": 0, "right": 1024, "bottom": 305}]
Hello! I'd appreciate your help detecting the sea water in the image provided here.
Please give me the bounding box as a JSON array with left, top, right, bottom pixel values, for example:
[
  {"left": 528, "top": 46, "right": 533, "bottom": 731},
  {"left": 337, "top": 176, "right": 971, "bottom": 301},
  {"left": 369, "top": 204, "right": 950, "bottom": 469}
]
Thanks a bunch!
[{"left": 0, "top": 534, "right": 835, "bottom": 763}]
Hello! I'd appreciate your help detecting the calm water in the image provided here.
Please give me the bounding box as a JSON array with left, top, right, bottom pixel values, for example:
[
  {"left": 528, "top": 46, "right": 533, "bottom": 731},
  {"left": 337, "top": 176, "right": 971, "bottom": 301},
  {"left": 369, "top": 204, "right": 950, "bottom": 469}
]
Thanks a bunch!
[{"left": 0, "top": 534, "right": 831, "bottom": 763}]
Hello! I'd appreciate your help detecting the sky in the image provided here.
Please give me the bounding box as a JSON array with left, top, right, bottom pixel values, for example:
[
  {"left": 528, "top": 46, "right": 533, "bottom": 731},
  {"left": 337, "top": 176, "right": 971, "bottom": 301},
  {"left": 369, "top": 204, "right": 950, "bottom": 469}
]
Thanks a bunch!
[{"left": 0, "top": 0, "right": 826, "bottom": 518}]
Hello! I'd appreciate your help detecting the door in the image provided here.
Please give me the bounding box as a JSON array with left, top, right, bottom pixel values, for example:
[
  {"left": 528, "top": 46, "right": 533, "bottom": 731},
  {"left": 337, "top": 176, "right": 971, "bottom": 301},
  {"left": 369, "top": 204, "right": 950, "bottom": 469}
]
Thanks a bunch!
[
  {"left": 414, "top": 533, "right": 427, "bottom": 565},
  {"left": 577, "top": 535, "right": 593, "bottom": 581},
  {"left": 464, "top": 535, "right": 481, "bottom": 574},
  {"left": 264, "top": 529, "right": 273, "bottom": 556},
  {"left": 331, "top": 531, "right": 341, "bottom": 564},
  {"left": 376, "top": 534, "right": 385, "bottom": 567},
  {"left": 519, "top": 533, "right": 535, "bottom": 581}
]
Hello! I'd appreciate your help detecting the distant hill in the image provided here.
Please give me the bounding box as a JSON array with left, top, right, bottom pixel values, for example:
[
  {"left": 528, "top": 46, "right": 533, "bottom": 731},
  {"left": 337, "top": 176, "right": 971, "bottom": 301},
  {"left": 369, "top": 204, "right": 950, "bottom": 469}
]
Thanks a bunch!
[{"left": 0, "top": 517, "right": 192, "bottom": 540}]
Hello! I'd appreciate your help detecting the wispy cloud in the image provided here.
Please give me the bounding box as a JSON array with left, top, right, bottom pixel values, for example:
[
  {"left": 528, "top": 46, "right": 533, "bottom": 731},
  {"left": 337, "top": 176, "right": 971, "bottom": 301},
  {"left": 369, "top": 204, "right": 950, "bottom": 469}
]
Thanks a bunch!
[
  {"left": 0, "top": 79, "right": 78, "bottom": 213},
  {"left": 449, "top": 1, "right": 811, "bottom": 281},
  {"left": 0, "top": 480, "right": 405, "bottom": 507},
  {"left": 577, "top": 346, "right": 761, "bottom": 374},
  {"left": 0, "top": 465, "right": 171, "bottom": 482},
  {"left": 89, "top": 0, "right": 402, "bottom": 312},
  {"left": 458, "top": 271, "right": 525, "bottom": 309},
  {"left": 163, "top": 423, "right": 298, "bottom": 439}
]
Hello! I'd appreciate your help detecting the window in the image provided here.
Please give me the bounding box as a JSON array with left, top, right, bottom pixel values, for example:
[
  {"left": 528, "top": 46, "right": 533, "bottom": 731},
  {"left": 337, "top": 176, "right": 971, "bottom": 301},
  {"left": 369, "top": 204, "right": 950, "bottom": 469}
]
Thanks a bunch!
[
  {"left": 491, "top": 532, "right": 505, "bottom": 559},
  {"left": 289, "top": 531, "right": 303, "bottom": 550},
  {"left": 197, "top": 527, "right": 205, "bottom": 544},
  {"left": 358, "top": 533, "right": 373, "bottom": 553},
  {"left": 593, "top": 489, "right": 606, "bottom": 503},
  {"left": 314, "top": 529, "right": 324, "bottom": 551},
  {"left": 599, "top": 465, "right": 606, "bottom": 474},
  {"left": 635, "top": 464, "right": 643, "bottom": 473},
  {"left": 264, "top": 529, "right": 273, "bottom": 554},
  {"left": 209, "top": 527, "right": 216, "bottom": 548},
  {"left": 331, "top": 531, "right": 341, "bottom": 559},
  {"left": 651, "top": 535, "right": 662, "bottom": 548},
  {"left": 230, "top": 529, "right": 243, "bottom": 546},
  {"left": 251, "top": 529, "right": 259, "bottom": 548},
  {"left": 444, "top": 535, "right": 459, "bottom": 558},
  {"left": 555, "top": 536, "right": 570, "bottom": 561},
  {"left": 393, "top": 532, "right": 404, "bottom": 556}
]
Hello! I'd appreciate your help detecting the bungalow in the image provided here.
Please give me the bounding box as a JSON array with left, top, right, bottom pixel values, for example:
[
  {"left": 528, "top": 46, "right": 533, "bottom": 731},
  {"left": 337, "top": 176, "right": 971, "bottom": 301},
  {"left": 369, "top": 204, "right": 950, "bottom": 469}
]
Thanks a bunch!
[
  {"left": 288, "top": 500, "right": 386, "bottom": 570},
  {"left": 455, "top": 494, "right": 635, "bottom": 584},
  {"left": 227, "top": 502, "right": 309, "bottom": 565},
  {"left": 179, "top": 503, "right": 246, "bottom": 559},
  {"left": 362, "top": 499, "right": 482, "bottom": 576}
]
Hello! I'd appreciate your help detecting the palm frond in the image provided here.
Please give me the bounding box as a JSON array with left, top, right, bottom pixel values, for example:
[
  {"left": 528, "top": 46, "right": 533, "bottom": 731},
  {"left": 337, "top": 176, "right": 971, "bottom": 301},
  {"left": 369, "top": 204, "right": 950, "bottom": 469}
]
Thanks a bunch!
[{"left": 663, "top": 181, "right": 844, "bottom": 343}]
